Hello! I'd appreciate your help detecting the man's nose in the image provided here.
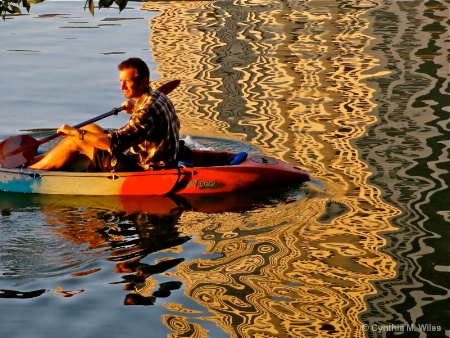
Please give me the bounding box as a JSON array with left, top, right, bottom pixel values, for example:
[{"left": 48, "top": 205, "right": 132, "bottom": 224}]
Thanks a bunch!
[{"left": 121, "top": 81, "right": 127, "bottom": 90}]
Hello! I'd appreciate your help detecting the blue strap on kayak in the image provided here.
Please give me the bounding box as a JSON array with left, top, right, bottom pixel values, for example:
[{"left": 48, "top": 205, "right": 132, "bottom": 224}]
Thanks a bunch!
[
  {"left": 227, "top": 152, "right": 248, "bottom": 165},
  {"left": 178, "top": 161, "right": 194, "bottom": 168}
]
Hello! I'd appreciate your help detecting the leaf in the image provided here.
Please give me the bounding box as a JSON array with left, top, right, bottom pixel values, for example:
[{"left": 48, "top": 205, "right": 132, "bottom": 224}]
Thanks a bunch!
[
  {"left": 89, "top": 0, "right": 94, "bottom": 15},
  {"left": 99, "top": 0, "right": 114, "bottom": 9},
  {"left": 11, "top": 5, "right": 21, "bottom": 14},
  {"left": 22, "top": 0, "right": 30, "bottom": 12},
  {"left": 84, "top": 0, "right": 95, "bottom": 15},
  {"left": 114, "top": 0, "right": 128, "bottom": 12}
]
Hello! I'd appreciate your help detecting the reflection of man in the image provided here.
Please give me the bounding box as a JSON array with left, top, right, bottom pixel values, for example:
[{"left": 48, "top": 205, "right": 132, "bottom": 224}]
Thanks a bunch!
[
  {"left": 109, "top": 212, "right": 189, "bottom": 305},
  {"left": 38, "top": 194, "right": 189, "bottom": 305},
  {"left": 30, "top": 57, "right": 180, "bottom": 172},
  {"left": 119, "top": 258, "right": 184, "bottom": 306}
]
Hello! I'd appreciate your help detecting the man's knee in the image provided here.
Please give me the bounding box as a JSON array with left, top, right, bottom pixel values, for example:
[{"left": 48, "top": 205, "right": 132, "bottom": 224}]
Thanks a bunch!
[{"left": 82, "top": 123, "right": 105, "bottom": 134}]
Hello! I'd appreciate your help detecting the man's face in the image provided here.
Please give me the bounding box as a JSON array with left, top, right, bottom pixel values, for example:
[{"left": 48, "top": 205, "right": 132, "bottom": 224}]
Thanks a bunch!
[{"left": 119, "top": 67, "right": 147, "bottom": 100}]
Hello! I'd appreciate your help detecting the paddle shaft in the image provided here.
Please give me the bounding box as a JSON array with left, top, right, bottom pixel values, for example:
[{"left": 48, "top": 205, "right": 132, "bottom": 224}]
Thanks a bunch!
[
  {"left": 34, "top": 107, "right": 124, "bottom": 147},
  {"left": 23, "top": 78, "right": 181, "bottom": 147}
]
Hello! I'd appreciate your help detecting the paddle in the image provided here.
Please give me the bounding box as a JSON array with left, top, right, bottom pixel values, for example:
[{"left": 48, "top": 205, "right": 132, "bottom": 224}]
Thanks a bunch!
[{"left": 0, "top": 80, "right": 181, "bottom": 169}]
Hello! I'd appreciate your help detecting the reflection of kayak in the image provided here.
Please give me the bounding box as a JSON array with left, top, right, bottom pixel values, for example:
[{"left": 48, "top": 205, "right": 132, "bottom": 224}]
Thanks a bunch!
[
  {"left": 0, "top": 188, "right": 300, "bottom": 214},
  {"left": 0, "top": 150, "right": 309, "bottom": 196}
]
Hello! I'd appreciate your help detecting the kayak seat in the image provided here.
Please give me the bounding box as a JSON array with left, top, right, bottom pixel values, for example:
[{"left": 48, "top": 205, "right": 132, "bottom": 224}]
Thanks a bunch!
[
  {"left": 179, "top": 152, "right": 248, "bottom": 167},
  {"left": 227, "top": 152, "right": 248, "bottom": 165},
  {"left": 178, "top": 140, "right": 194, "bottom": 168}
]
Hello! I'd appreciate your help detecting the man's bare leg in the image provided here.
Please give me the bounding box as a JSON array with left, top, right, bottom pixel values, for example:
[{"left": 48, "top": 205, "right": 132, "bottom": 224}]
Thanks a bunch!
[{"left": 29, "top": 124, "right": 105, "bottom": 170}]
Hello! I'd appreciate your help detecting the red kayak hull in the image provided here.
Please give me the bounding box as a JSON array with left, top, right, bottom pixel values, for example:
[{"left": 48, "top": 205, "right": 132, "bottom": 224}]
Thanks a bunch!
[{"left": 0, "top": 150, "right": 310, "bottom": 196}]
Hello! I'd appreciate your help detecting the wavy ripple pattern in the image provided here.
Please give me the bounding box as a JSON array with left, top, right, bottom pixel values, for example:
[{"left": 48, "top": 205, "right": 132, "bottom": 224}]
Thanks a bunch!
[
  {"left": 1, "top": 1, "right": 442, "bottom": 337},
  {"left": 357, "top": 1, "right": 450, "bottom": 336},
  {"left": 138, "top": 1, "right": 438, "bottom": 337}
]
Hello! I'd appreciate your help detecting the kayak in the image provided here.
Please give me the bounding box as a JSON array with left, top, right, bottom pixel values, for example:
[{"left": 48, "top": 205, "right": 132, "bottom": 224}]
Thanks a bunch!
[{"left": 0, "top": 149, "right": 310, "bottom": 196}]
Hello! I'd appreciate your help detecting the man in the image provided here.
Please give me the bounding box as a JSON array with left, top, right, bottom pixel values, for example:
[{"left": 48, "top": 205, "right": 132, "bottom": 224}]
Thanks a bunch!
[{"left": 29, "top": 58, "right": 180, "bottom": 172}]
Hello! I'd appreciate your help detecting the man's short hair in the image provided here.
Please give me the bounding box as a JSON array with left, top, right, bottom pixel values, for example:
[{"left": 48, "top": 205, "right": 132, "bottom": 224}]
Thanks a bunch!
[{"left": 118, "top": 57, "right": 150, "bottom": 80}]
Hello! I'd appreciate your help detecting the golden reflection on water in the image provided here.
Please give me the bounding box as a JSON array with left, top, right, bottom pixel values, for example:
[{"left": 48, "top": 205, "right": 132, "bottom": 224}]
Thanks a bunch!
[{"left": 143, "top": 1, "right": 400, "bottom": 337}]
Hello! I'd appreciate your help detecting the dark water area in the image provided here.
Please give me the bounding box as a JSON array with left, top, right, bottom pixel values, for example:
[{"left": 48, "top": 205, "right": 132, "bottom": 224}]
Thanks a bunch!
[
  {"left": 1, "top": 1, "right": 449, "bottom": 337},
  {"left": 356, "top": 2, "right": 449, "bottom": 336}
]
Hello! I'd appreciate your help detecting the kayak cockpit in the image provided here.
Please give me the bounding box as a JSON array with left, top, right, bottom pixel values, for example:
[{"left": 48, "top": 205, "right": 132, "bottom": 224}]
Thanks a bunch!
[{"left": 61, "top": 150, "right": 249, "bottom": 172}]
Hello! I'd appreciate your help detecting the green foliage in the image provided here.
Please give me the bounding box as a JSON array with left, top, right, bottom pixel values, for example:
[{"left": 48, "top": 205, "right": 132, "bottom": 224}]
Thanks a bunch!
[
  {"left": 86, "top": 0, "right": 129, "bottom": 15},
  {"left": 97, "top": 0, "right": 128, "bottom": 12},
  {"left": 1, "top": 0, "right": 129, "bottom": 19},
  {"left": 1, "top": 0, "right": 30, "bottom": 19}
]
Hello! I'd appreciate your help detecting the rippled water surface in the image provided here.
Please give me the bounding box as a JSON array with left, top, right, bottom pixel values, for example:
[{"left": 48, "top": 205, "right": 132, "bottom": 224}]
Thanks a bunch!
[{"left": 0, "top": 1, "right": 448, "bottom": 338}]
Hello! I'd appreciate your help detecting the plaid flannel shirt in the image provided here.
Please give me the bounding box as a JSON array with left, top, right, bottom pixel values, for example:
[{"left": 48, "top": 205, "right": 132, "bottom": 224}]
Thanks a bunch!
[{"left": 108, "top": 89, "right": 180, "bottom": 170}]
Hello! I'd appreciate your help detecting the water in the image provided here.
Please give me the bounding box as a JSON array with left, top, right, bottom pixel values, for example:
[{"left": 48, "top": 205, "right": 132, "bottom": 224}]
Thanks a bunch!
[
  {"left": 0, "top": 0, "right": 158, "bottom": 137},
  {"left": 1, "top": 1, "right": 448, "bottom": 337}
]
